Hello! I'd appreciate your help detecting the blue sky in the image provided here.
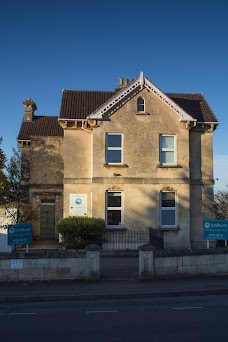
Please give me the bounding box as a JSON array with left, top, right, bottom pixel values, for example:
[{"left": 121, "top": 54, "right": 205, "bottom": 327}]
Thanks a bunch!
[{"left": 0, "top": 0, "right": 227, "bottom": 190}]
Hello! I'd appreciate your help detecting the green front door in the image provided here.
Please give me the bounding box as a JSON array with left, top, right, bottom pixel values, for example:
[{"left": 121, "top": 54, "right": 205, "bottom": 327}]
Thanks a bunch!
[{"left": 40, "top": 205, "right": 55, "bottom": 239}]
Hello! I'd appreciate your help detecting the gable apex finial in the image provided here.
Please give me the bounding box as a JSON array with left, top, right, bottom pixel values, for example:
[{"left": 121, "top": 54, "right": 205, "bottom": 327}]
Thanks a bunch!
[{"left": 140, "top": 71, "right": 144, "bottom": 88}]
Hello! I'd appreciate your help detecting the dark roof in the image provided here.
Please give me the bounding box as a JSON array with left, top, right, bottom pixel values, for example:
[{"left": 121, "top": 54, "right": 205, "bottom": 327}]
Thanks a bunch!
[
  {"left": 167, "top": 93, "right": 219, "bottom": 123},
  {"left": 59, "top": 90, "right": 114, "bottom": 119},
  {"left": 18, "top": 90, "right": 219, "bottom": 141},
  {"left": 60, "top": 90, "right": 218, "bottom": 123},
  {"left": 17, "top": 116, "right": 63, "bottom": 140}
]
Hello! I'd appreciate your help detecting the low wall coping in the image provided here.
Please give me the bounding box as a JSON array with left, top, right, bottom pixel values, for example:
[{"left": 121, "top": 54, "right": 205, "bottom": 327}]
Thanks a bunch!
[
  {"left": 139, "top": 243, "right": 155, "bottom": 251},
  {"left": 86, "top": 244, "right": 101, "bottom": 251}
]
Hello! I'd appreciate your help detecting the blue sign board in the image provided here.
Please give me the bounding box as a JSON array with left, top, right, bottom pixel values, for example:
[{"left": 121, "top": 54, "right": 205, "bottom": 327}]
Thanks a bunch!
[
  {"left": 8, "top": 224, "right": 32, "bottom": 246},
  {"left": 204, "top": 220, "right": 228, "bottom": 240}
]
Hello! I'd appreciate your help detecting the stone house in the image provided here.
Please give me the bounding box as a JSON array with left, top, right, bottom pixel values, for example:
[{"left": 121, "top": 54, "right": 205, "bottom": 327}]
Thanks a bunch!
[{"left": 17, "top": 72, "right": 219, "bottom": 249}]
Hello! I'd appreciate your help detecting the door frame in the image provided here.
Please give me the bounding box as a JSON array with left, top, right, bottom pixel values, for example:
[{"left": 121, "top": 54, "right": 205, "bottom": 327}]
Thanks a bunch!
[{"left": 40, "top": 202, "right": 56, "bottom": 239}]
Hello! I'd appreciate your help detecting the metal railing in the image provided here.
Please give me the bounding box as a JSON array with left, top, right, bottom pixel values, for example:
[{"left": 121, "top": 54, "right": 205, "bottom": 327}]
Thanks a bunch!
[{"left": 63, "top": 229, "right": 163, "bottom": 251}]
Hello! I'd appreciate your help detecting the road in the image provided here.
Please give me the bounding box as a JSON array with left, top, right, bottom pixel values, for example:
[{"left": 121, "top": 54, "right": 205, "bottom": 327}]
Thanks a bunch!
[{"left": 0, "top": 294, "right": 227, "bottom": 341}]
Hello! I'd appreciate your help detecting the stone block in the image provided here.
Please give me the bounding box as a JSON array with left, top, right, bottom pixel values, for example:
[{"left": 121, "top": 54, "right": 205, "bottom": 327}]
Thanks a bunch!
[
  {"left": 211, "top": 254, "right": 225, "bottom": 265},
  {"left": 86, "top": 250, "right": 100, "bottom": 279},
  {"left": 177, "top": 257, "right": 183, "bottom": 266},
  {"left": 139, "top": 250, "right": 154, "bottom": 279},
  {"left": 57, "top": 257, "right": 75, "bottom": 268},
  {"left": 155, "top": 257, "right": 178, "bottom": 267},
  {"left": 182, "top": 256, "right": 192, "bottom": 266},
  {"left": 155, "top": 266, "right": 178, "bottom": 278},
  {"left": 178, "top": 265, "right": 197, "bottom": 277},
  {"left": 48, "top": 258, "right": 58, "bottom": 268},
  {"left": 197, "top": 264, "right": 215, "bottom": 275},
  {"left": 71, "top": 266, "right": 85, "bottom": 279},
  {"left": 1, "top": 259, "right": 11, "bottom": 269},
  {"left": 0, "top": 269, "right": 19, "bottom": 281},
  {"left": 31, "top": 258, "right": 50, "bottom": 268},
  {"left": 214, "top": 263, "right": 228, "bottom": 274},
  {"left": 191, "top": 255, "right": 211, "bottom": 265},
  {"left": 19, "top": 268, "right": 44, "bottom": 280},
  {"left": 44, "top": 267, "right": 71, "bottom": 280}
]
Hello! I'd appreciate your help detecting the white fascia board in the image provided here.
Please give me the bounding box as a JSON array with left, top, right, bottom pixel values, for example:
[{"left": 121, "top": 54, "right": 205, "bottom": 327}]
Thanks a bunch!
[
  {"left": 88, "top": 74, "right": 142, "bottom": 119},
  {"left": 144, "top": 77, "right": 196, "bottom": 122},
  {"left": 88, "top": 72, "right": 196, "bottom": 122}
]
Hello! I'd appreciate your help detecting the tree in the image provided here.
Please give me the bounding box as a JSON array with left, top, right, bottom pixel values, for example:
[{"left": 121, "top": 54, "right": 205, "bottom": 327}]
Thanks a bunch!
[
  {"left": 4, "top": 146, "right": 39, "bottom": 225},
  {"left": 0, "top": 137, "right": 10, "bottom": 204},
  {"left": 215, "top": 188, "right": 228, "bottom": 220}
]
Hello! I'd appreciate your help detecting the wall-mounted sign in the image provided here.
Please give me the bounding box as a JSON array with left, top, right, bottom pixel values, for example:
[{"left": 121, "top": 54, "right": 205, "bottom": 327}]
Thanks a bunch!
[
  {"left": 10, "top": 260, "right": 23, "bottom": 269},
  {"left": 204, "top": 220, "right": 228, "bottom": 240},
  {"left": 70, "top": 194, "right": 88, "bottom": 217},
  {"left": 8, "top": 224, "right": 32, "bottom": 246}
]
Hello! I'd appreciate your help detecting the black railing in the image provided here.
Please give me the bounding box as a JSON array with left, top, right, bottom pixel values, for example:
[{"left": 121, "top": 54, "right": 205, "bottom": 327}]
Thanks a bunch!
[{"left": 63, "top": 229, "right": 164, "bottom": 251}]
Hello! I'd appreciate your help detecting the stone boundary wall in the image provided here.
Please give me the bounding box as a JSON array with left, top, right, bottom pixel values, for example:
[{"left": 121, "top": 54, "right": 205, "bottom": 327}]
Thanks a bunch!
[
  {"left": 139, "top": 245, "right": 228, "bottom": 279},
  {"left": 154, "top": 253, "right": 228, "bottom": 278},
  {"left": 0, "top": 245, "right": 100, "bottom": 281}
]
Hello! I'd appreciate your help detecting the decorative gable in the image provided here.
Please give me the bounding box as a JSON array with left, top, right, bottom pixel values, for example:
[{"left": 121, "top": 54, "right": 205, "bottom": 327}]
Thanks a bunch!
[{"left": 88, "top": 72, "right": 196, "bottom": 122}]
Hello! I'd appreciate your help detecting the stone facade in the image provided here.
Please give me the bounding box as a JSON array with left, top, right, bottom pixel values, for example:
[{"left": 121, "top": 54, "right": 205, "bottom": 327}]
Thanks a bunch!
[{"left": 17, "top": 72, "right": 219, "bottom": 249}]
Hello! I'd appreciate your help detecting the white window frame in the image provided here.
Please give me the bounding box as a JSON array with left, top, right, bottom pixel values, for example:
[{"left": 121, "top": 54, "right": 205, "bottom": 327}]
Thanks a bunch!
[
  {"left": 160, "top": 134, "right": 176, "bottom": 165},
  {"left": 160, "top": 191, "right": 177, "bottom": 228},
  {"left": 106, "top": 191, "right": 123, "bottom": 228},
  {"left": 137, "top": 97, "right": 145, "bottom": 112},
  {"left": 106, "top": 133, "right": 123, "bottom": 165}
]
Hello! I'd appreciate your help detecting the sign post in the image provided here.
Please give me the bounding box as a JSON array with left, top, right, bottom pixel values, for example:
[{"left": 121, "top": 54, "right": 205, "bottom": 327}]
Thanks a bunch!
[
  {"left": 204, "top": 220, "right": 228, "bottom": 248},
  {"left": 8, "top": 224, "right": 32, "bottom": 252}
]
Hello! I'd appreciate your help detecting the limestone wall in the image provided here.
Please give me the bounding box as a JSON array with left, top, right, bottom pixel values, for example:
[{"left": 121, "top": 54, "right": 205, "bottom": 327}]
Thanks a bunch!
[{"left": 0, "top": 246, "right": 100, "bottom": 281}]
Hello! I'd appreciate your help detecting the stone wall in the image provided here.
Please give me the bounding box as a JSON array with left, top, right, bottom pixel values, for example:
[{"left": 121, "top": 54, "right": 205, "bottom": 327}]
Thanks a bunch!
[
  {"left": 0, "top": 245, "right": 100, "bottom": 281},
  {"left": 139, "top": 245, "right": 228, "bottom": 279}
]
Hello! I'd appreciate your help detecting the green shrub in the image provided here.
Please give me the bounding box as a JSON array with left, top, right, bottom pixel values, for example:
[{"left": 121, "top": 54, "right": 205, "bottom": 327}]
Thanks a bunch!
[{"left": 57, "top": 216, "right": 106, "bottom": 249}]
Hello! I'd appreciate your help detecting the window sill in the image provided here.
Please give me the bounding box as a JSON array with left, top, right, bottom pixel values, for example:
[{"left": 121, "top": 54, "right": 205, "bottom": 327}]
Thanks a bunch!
[
  {"left": 135, "top": 112, "right": 150, "bottom": 115},
  {"left": 159, "top": 227, "right": 180, "bottom": 231},
  {"left": 103, "top": 163, "right": 129, "bottom": 168},
  {"left": 106, "top": 227, "right": 127, "bottom": 231},
  {"left": 157, "top": 165, "right": 182, "bottom": 169}
]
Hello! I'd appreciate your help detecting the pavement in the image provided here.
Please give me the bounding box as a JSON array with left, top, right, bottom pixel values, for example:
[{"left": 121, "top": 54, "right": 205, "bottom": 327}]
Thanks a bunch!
[
  {"left": 2, "top": 242, "right": 228, "bottom": 304},
  {"left": 1, "top": 276, "right": 228, "bottom": 303}
]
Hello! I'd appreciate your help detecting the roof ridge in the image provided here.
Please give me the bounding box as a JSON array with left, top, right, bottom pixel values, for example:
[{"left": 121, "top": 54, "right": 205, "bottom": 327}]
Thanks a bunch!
[{"left": 63, "top": 89, "right": 114, "bottom": 93}]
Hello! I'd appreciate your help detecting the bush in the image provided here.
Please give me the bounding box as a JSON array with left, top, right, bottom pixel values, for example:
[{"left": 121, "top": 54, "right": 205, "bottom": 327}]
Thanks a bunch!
[{"left": 57, "top": 216, "right": 106, "bottom": 249}]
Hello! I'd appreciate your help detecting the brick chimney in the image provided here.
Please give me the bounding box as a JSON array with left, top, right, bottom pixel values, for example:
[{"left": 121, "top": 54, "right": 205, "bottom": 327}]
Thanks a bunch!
[{"left": 23, "top": 98, "right": 37, "bottom": 122}]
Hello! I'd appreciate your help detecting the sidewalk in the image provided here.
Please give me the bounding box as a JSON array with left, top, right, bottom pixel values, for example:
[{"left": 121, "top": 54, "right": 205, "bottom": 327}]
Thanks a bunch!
[{"left": 1, "top": 276, "right": 228, "bottom": 303}]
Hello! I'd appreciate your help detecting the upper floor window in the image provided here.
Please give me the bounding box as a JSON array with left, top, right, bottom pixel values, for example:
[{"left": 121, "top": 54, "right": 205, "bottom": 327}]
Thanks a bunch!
[
  {"left": 137, "top": 97, "right": 145, "bottom": 112},
  {"left": 106, "top": 133, "right": 123, "bottom": 164},
  {"left": 160, "top": 191, "right": 176, "bottom": 227},
  {"left": 160, "top": 135, "right": 176, "bottom": 165}
]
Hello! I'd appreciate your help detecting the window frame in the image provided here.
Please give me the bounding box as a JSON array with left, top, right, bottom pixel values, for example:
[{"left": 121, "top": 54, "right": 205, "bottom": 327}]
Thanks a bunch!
[
  {"left": 137, "top": 97, "right": 145, "bottom": 113},
  {"left": 106, "top": 133, "right": 123, "bottom": 165},
  {"left": 160, "top": 191, "right": 177, "bottom": 228},
  {"left": 159, "top": 134, "right": 176, "bottom": 166},
  {"left": 106, "top": 191, "right": 123, "bottom": 228}
]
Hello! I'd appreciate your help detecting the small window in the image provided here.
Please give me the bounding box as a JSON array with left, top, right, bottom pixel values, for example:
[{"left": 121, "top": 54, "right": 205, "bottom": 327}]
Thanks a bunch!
[
  {"left": 137, "top": 97, "right": 145, "bottom": 112},
  {"left": 160, "top": 135, "right": 176, "bottom": 165},
  {"left": 106, "top": 133, "right": 123, "bottom": 164},
  {"left": 160, "top": 191, "right": 176, "bottom": 227},
  {"left": 106, "top": 191, "right": 123, "bottom": 227}
]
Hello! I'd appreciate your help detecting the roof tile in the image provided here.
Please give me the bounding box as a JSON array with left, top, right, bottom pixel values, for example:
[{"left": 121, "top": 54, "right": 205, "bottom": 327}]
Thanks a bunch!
[{"left": 18, "top": 116, "right": 63, "bottom": 140}]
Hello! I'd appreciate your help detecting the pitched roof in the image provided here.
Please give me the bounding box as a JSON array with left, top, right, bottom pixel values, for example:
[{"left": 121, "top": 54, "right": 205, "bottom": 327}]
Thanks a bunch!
[
  {"left": 60, "top": 89, "right": 218, "bottom": 123},
  {"left": 167, "top": 93, "right": 218, "bottom": 123},
  {"left": 60, "top": 90, "right": 114, "bottom": 119},
  {"left": 18, "top": 84, "right": 219, "bottom": 141},
  {"left": 18, "top": 116, "right": 63, "bottom": 140}
]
